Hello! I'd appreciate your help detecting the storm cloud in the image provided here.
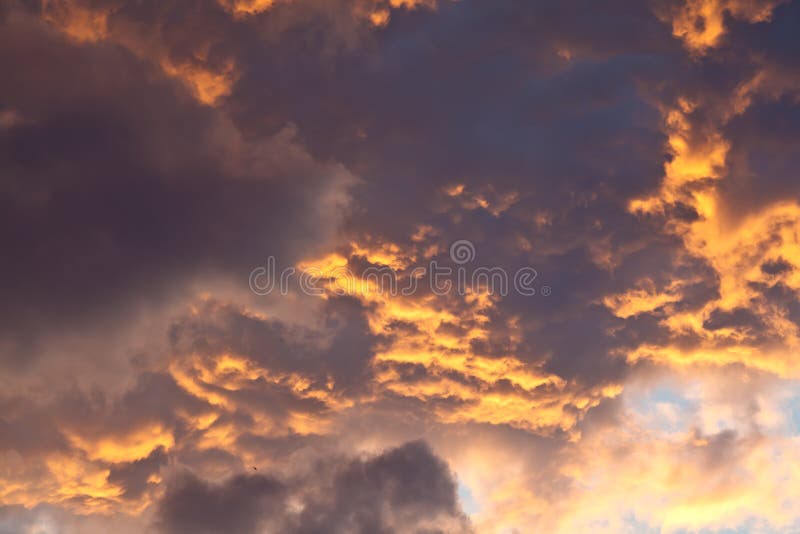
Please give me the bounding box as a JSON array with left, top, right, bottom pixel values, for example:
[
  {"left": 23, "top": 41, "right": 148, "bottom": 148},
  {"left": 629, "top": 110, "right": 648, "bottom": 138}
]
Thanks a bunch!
[{"left": 2, "top": 0, "right": 800, "bottom": 532}]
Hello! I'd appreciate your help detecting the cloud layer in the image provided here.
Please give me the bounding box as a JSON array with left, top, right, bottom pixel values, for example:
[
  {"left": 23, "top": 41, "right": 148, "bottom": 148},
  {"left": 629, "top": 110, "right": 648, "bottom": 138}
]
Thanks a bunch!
[{"left": 2, "top": 0, "right": 800, "bottom": 532}]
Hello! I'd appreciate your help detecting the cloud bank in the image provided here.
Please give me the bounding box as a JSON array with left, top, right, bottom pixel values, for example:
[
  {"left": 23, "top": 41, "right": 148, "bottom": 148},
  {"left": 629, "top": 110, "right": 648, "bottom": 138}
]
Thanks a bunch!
[{"left": 2, "top": 0, "right": 800, "bottom": 532}]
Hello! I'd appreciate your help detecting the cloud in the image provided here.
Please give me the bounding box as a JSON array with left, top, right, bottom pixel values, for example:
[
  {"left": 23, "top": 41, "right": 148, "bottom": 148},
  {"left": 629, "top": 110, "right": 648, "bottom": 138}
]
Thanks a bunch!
[
  {"left": 155, "top": 440, "right": 472, "bottom": 534},
  {"left": 157, "top": 471, "right": 285, "bottom": 534},
  {"left": 107, "top": 447, "right": 169, "bottom": 500},
  {"left": 2, "top": 0, "right": 800, "bottom": 531},
  {"left": 0, "top": 6, "right": 357, "bottom": 370},
  {"left": 652, "top": 0, "right": 789, "bottom": 55}
]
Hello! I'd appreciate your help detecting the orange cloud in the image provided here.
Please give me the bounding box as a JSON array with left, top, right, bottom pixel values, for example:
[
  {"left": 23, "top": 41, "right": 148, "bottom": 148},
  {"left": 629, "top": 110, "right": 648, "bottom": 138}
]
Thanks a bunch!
[
  {"left": 300, "top": 241, "right": 621, "bottom": 437},
  {"left": 217, "top": 0, "right": 278, "bottom": 17},
  {"left": 67, "top": 425, "right": 174, "bottom": 464},
  {"left": 626, "top": 92, "right": 800, "bottom": 376},
  {"left": 160, "top": 58, "right": 239, "bottom": 106},
  {"left": 42, "top": 0, "right": 109, "bottom": 43},
  {"left": 666, "top": 0, "right": 784, "bottom": 53},
  {"left": 604, "top": 278, "right": 684, "bottom": 319}
]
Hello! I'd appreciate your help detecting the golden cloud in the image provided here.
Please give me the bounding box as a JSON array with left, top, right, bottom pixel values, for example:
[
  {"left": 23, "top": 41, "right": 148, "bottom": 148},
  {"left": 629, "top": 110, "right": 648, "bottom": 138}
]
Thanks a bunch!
[{"left": 667, "top": 0, "right": 784, "bottom": 53}]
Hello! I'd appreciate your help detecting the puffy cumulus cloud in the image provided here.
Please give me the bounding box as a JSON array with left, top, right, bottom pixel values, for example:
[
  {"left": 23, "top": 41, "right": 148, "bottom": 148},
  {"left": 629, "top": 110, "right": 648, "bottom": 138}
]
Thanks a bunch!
[
  {"left": 3, "top": 0, "right": 800, "bottom": 532},
  {"left": 156, "top": 440, "right": 472, "bottom": 534}
]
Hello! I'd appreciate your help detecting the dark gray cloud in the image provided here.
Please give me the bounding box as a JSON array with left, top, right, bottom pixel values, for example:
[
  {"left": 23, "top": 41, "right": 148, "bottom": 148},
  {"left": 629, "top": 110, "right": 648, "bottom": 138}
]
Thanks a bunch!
[
  {"left": 108, "top": 446, "right": 169, "bottom": 499},
  {"left": 216, "top": 0, "right": 696, "bottom": 388},
  {"left": 0, "top": 6, "right": 355, "bottom": 367},
  {"left": 156, "top": 440, "right": 472, "bottom": 534},
  {"left": 157, "top": 471, "right": 285, "bottom": 534}
]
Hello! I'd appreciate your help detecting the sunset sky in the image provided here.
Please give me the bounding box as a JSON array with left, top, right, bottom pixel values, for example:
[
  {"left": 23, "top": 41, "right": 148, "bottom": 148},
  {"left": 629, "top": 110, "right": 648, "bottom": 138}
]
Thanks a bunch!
[{"left": 2, "top": 0, "right": 800, "bottom": 533}]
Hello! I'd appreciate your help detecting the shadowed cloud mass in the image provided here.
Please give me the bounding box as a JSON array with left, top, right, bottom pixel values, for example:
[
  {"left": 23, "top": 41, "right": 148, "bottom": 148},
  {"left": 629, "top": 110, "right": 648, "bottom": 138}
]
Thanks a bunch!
[{"left": 2, "top": 0, "right": 800, "bottom": 532}]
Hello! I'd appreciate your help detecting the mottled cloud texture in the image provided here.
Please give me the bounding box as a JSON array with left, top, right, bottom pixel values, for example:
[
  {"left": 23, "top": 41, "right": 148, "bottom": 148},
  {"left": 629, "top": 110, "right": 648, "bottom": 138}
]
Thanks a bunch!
[{"left": 2, "top": 0, "right": 800, "bottom": 532}]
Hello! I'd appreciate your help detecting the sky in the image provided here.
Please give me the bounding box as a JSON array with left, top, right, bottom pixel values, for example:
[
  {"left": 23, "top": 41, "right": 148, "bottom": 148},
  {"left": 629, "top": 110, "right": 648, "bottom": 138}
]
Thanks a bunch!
[{"left": 2, "top": 0, "right": 800, "bottom": 532}]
